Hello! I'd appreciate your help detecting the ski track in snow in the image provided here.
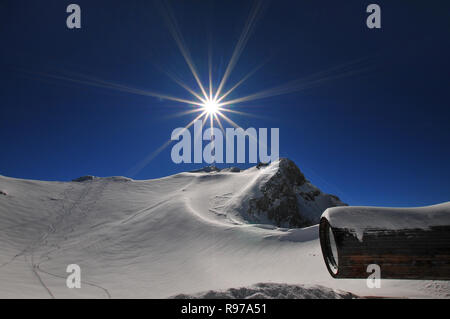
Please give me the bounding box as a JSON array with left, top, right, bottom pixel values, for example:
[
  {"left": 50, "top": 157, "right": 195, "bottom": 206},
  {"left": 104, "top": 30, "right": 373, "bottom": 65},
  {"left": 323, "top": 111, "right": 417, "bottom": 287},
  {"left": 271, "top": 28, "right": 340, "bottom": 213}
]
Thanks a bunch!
[
  {"left": 33, "top": 180, "right": 112, "bottom": 298},
  {"left": 1, "top": 180, "right": 112, "bottom": 298}
]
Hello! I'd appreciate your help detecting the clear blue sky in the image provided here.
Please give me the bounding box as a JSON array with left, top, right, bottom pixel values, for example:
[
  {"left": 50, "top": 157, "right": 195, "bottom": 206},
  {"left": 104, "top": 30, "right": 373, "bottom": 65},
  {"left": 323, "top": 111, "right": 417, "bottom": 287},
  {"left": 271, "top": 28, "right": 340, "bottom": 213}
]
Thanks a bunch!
[{"left": 0, "top": 0, "right": 449, "bottom": 207}]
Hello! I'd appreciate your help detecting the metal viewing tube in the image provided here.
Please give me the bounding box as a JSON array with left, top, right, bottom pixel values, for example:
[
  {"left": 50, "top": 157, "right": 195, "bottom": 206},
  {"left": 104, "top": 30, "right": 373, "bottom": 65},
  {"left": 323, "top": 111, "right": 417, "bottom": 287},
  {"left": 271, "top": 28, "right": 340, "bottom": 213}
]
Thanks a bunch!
[{"left": 319, "top": 203, "right": 450, "bottom": 279}]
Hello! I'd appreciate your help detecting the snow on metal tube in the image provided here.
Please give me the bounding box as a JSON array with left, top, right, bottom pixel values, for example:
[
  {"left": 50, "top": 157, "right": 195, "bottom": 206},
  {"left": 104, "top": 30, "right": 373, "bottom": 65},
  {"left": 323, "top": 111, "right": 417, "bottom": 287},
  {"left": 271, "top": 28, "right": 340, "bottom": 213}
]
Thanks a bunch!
[{"left": 319, "top": 202, "right": 450, "bottom": 279}]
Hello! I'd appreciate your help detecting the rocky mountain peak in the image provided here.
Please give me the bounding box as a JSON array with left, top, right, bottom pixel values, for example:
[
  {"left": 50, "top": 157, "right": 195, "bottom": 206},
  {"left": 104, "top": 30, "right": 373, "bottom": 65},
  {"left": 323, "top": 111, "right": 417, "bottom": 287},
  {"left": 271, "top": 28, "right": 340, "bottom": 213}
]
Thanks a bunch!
[{"left": 246, "top": 158, "right": 346, "bottom": 228}]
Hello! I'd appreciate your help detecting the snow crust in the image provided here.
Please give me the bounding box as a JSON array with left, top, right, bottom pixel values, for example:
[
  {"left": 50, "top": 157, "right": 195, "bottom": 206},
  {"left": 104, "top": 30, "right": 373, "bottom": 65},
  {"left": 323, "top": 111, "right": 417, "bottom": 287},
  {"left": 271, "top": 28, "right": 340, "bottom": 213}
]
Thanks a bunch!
[
  {"left": 323, "top": 202, "right": 450, "bottom": 241},
  {"left": 171, "top": 282, "right": 357, "bottom": 299}
]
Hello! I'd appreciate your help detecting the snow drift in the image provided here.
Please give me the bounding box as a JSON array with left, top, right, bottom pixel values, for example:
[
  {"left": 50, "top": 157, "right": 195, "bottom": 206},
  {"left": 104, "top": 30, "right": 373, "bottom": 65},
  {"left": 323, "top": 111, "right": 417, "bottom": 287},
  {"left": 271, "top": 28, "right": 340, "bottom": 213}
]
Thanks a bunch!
[{"left": 323, "top": 203, "right": 450, "bottom": 242}]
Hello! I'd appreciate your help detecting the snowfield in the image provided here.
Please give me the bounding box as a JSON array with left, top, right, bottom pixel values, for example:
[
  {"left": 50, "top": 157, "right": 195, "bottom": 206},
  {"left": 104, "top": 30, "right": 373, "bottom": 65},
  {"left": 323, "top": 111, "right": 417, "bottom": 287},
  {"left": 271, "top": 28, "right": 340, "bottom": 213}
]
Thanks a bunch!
[{"left": 0, "top": 159, "right": 449, "bottom": 298}]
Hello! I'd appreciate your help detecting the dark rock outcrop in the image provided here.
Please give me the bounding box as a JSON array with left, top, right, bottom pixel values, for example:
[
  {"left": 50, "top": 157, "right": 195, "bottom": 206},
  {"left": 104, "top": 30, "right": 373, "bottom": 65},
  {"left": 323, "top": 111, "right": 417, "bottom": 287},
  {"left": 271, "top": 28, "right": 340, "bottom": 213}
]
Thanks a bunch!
[
  {"left": 190, "top": 166, "right": 221, "bottom": 173},
  {"left": 72, "top": 175, "right": 96, "bottom": 182},
  {"left": 246, "top": 158, "right": 346, "bottom": 228}
]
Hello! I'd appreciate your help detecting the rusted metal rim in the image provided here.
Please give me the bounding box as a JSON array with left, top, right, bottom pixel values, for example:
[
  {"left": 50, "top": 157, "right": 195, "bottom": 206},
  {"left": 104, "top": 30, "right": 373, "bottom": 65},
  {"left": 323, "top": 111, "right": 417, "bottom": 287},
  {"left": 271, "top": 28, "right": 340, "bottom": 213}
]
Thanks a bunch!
[{"left": 319, "top": 217, "right": 339, "bottom": 277}]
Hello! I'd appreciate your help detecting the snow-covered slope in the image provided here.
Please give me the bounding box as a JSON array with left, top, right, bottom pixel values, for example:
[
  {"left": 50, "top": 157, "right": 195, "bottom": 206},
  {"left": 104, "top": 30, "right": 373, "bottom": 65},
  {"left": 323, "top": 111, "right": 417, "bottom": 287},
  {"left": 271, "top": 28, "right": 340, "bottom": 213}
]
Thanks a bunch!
[{"left": 0, "top": 160, "right": 449, "bottom": 298}]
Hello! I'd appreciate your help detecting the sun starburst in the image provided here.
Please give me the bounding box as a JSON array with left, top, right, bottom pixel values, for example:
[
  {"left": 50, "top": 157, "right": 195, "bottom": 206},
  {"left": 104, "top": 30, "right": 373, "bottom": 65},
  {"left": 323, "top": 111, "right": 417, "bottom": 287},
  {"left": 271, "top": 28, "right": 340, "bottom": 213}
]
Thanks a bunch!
[
  {"left": 201, "top": 98, "right": 219, "bottom": 115},
  {"left": 28, "top": 1, "right": 371, "bottom": 176}
]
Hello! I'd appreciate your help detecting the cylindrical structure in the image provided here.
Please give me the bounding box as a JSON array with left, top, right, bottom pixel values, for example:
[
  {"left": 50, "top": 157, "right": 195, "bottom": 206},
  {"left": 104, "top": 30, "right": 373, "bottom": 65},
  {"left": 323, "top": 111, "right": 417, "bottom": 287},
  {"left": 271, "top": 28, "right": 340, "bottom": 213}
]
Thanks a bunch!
[{"left": 319, "top": 203, "right": 450, "bottom": 280}]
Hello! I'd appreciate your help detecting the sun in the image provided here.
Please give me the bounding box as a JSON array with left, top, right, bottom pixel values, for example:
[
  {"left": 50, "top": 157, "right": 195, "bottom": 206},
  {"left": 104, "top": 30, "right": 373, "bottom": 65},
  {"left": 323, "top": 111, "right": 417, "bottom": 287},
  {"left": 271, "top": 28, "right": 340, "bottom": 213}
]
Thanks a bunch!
[
  {"left": 32, "top": 1, "right": 367, "bottom": 177},
  {"left": 202, "top": 98, "right": 219, "bottom": 114}
]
